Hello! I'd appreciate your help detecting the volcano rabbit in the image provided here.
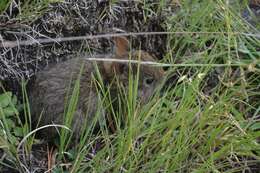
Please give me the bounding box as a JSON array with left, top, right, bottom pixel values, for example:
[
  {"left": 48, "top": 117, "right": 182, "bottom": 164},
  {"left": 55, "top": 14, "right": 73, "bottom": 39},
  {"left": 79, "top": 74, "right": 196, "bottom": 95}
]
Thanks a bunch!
[{"left": 30, "top": 37, "right": 164, "bottom": 140}]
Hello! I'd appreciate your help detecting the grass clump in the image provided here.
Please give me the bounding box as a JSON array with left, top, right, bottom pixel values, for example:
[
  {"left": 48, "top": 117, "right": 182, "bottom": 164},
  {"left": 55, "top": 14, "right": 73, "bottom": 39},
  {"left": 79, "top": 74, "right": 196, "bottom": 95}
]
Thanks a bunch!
[
  {"left": 0, "top": 0, "right": 61, "bottom": 22},
  {"left": 0, "top": 89, "right": 24, "bottom": 171},
  {"left": 0, "top": 0, "right": 11, "bottom": 14}
]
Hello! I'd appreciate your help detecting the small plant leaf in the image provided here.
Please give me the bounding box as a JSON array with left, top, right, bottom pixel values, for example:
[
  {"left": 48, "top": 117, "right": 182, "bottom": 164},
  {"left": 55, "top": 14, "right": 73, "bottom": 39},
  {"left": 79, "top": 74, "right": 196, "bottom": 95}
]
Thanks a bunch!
[
  {"left": 3, "top": 107, "right": 19, "bottom": 117},
  {"left": 13, "top": 127, "right": 24, "bottom": 137},
  {"left": 250, "top": 122, "right": 260, "bottom": 131},
  {"left": 0, "top": 92, "right": 12, "bottom": 108}
]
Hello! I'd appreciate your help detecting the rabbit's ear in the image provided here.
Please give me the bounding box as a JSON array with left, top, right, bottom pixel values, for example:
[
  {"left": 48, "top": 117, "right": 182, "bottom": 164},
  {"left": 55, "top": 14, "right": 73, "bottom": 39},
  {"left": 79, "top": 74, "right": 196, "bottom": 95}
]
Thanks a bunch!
[
  {"left": 103, "top": 37, "right": 129, "bottom": 76},
  {"left": 113, "top": 37, "right": 129, "bottom": 57}
]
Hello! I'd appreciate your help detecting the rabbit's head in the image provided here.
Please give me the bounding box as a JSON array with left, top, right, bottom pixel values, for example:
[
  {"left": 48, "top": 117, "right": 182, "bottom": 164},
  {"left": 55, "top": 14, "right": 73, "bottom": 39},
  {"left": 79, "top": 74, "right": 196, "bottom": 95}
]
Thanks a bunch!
[{"left": 102, "top": 37, "right": 164, "bottom": 103}]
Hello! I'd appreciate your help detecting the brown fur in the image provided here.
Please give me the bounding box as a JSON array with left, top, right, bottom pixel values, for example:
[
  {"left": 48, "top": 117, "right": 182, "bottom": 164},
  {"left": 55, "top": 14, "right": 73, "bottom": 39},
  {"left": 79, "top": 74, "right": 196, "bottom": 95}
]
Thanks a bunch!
[
  {"left": 250, "top": 0, "right": 260, "bottom": 5},
  {"left": 29, "top": 37, "right": 164, "bottom": 140}
]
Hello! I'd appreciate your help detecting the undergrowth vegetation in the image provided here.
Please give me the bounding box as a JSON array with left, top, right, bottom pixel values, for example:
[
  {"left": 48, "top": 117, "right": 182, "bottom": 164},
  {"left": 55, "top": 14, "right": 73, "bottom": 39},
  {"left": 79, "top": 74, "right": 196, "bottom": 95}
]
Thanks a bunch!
[
  {"left": 0, "top": 0, "right": 61, "bottom": 22},
  {"left": 0, "top": 0, "right": 260, "bottom": 172}
]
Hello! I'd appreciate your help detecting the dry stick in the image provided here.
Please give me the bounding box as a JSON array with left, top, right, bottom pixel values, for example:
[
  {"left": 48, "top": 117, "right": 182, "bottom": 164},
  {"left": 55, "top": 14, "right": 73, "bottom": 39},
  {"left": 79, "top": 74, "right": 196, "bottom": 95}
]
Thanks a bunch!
[
  {"left": 1, "top": 31, "right": 260, "bottom": 48},
  {"left": 85, "top": 57, "right": 258, "bottom": 67},
  {"left": 1, "top": 31, "right": 258, "bottom": 69}
]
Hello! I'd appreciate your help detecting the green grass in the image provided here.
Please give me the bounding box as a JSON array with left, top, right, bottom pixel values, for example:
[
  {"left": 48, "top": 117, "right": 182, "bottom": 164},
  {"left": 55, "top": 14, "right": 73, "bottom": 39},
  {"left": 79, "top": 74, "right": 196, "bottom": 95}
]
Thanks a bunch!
[
  {"left": 0, "top": 0, "right": 11, "bottom": 14},
  {"left": 1, "top": 0, "right": 260, "bottom": 172},
  {"left": 0, "top": 0, "right": 61, "bottom": 22}
]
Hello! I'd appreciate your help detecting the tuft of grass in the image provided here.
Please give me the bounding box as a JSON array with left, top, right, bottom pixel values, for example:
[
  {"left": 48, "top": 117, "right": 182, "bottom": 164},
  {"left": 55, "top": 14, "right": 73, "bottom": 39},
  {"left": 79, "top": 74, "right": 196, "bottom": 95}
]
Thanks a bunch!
[
  {"left": 0, "top": 0, "right": 62, "bottom": 22},
  {"left": 0, "top": 81, "right": 34, "bottom": 172},
  {"left": 0, "top": 0, "right": 11, "bottom": 14}
]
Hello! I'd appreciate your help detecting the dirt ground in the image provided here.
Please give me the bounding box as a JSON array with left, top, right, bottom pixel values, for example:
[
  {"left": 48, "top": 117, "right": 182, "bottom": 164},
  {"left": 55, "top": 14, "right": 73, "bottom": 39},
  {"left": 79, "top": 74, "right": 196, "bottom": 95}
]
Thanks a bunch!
[{"left": 0, "top": 1, "right": 172, "bottom": 95}]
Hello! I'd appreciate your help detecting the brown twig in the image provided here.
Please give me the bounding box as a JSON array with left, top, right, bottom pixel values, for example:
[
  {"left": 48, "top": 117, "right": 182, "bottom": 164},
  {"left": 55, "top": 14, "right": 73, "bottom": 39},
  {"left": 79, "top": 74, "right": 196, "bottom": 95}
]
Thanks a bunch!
[{"left": 1, "top": 31, "right": 259, "bottom": 48}]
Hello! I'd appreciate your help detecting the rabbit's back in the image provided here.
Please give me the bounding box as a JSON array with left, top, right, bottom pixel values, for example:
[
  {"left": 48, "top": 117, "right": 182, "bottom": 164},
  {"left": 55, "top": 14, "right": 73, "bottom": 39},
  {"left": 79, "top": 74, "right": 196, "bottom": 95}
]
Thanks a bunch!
[{"left": 30, "top": 57, "right": 99, "bottom": 139}]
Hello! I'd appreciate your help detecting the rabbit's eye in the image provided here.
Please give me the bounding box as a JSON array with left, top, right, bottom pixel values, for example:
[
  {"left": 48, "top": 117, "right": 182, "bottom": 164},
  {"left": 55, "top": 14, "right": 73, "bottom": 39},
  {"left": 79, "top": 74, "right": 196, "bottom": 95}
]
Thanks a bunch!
[{"left": 144, "top": 77, "right": 154, "bottom": 86}]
